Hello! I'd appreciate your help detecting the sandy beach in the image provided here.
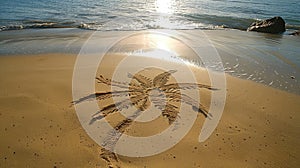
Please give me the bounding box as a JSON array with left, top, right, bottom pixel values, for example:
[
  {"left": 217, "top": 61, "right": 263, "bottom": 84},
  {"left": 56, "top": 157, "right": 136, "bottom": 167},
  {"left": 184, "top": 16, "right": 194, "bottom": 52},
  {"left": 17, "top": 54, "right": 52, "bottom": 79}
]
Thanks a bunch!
[
  {"left": 0, "top": 51, "right": 299, "bottom": 167},
  {"left": 1, "top": 0, "right": 300, "bottom": 167}
]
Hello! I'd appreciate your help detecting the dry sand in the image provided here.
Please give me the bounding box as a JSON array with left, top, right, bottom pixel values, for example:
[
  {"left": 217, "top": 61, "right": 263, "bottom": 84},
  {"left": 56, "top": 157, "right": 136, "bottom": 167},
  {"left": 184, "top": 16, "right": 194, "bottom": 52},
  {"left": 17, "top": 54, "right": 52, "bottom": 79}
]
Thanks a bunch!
[{"left": 0, "top": 53, "right": 299, "bottom": 168}]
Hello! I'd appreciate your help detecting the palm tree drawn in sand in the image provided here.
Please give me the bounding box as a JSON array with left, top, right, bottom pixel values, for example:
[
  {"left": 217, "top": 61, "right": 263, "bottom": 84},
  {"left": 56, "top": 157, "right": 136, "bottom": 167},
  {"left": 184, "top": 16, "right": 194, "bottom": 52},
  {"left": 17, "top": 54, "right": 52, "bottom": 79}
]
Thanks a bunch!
[{"left": 72, "top": 68, "right": 217, "bottom": 167}]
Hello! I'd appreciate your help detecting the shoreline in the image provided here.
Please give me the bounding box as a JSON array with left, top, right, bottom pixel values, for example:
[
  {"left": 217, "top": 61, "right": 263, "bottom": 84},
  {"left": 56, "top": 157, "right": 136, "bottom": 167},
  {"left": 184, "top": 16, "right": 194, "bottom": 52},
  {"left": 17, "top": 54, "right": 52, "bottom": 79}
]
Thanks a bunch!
[
  {"left": 1, "top": 26, "right": 299, "bottom": 35},
  {"left": 1, "top": 52, "right": 299, "bottom": 97},
  {"left": 1, "top": 28, "right": 299, "bottom": 94},
  {"left": 0, "top": 18, "right": 300, "bottom": 35},
  {"left": 0, "top": 53, "right": 299, "bottom": 167}
]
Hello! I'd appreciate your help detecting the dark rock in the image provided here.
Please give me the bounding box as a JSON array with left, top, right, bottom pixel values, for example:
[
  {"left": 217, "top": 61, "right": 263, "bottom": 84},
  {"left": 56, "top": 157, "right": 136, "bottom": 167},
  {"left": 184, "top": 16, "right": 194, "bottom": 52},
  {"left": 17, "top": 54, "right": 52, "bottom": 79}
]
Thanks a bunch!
[
  {"left": 247, "top": 16, "right": 286, "bottom": 34},
  {"left": 289, "top": 31, "right": 300, "bottom": 36}
]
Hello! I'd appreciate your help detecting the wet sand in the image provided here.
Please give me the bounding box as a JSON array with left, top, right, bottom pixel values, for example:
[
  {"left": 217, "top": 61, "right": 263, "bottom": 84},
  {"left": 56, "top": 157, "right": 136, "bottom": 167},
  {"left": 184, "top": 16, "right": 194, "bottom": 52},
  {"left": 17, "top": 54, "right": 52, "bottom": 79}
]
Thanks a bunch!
[{"left": 0, "top": 53, "right": 299, "bottom": 168}]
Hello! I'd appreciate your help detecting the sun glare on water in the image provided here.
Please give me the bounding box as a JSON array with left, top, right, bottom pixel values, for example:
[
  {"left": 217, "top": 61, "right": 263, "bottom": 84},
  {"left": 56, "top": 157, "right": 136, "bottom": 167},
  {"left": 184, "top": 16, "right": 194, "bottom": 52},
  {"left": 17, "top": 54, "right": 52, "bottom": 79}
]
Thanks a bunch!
[
  {"left": 153, "top": 0, "right": 179, "bottom": 29},
  {"left": 155, "top": 0, "right": 174, "bottom": 14}
]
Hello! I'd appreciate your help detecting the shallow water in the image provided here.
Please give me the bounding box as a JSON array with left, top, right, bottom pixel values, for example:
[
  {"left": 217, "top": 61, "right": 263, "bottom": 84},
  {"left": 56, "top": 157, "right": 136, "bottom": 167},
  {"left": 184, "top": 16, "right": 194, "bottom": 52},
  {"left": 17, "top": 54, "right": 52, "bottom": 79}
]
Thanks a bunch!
[
  {"left": 0, "top": 29, "right": 299, "bottom": 94},
  {"left": 197, "top": 30, "right": 300, "bottom": 94},
  {"left": 0, "top": 0, "right": 299, "bottom": 32}
]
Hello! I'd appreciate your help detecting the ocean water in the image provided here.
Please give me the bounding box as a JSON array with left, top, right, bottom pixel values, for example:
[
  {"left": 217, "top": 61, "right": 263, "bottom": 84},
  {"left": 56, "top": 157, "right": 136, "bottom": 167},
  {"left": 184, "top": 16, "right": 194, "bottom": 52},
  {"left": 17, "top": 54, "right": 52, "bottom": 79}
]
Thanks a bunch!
[{"left": 0, "top": 0, "right": 299, "bottom": 32}]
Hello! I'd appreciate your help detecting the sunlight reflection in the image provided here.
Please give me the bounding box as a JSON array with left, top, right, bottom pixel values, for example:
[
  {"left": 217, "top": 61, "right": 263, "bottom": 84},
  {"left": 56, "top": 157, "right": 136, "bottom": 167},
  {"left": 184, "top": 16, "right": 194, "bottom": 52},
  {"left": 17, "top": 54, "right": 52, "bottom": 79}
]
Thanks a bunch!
[
  {"left": 155, "top": 0, "right": 174, "bottom": 14},
  {"left": 148, "top": 33, "right": 174, "bottom": 53},
  {"left": 153, "top": 0, "right": 178, "bottom": 29},
  {"left": 124, "top": 32, "right": 200, "bottom": 68},
  {"left": 128, "top": 33, "right": 178, "bottom": 61}
]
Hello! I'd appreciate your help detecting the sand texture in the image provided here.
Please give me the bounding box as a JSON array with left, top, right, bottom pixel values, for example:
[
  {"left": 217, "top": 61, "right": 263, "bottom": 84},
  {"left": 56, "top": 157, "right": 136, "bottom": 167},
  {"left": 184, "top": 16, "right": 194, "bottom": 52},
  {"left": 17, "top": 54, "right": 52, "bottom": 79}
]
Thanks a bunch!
[{"left": 0, "top": 54, "right": 299, "bottom": 168}]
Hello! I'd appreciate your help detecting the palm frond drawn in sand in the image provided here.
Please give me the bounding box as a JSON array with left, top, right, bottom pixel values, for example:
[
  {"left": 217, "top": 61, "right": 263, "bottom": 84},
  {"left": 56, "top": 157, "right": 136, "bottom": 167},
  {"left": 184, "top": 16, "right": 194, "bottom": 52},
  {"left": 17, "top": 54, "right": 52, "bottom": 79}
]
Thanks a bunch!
[
  {"left": 73, "top": 69, "right": 217, "bottom": 125},
  {"left": 72, "top": 69, "right": 217, "bottom": 166}
]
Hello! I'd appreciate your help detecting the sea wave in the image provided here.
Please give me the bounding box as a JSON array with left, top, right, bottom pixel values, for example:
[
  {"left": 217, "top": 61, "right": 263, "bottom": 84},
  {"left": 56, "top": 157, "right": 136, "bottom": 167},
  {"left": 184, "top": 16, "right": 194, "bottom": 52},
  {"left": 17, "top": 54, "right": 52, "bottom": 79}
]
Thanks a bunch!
[
  {"left": 1, "top": 17, "right": 299, "bottom": 33},
  {"left": 0, "top": 22, "right": 76, "bottom": 31},
  {"left": 1, "top": 0, "right": 299, "bottom": 33}
]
